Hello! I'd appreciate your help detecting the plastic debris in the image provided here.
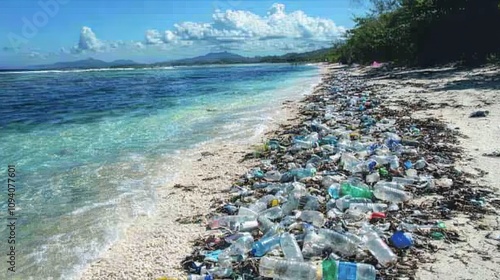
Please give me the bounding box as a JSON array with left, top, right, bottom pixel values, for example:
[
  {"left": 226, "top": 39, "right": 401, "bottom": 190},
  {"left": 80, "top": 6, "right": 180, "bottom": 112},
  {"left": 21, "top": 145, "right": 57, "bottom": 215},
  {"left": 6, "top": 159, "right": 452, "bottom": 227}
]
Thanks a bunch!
[{"left": 181, "top": 69, "right": 499, "bottom": 280}]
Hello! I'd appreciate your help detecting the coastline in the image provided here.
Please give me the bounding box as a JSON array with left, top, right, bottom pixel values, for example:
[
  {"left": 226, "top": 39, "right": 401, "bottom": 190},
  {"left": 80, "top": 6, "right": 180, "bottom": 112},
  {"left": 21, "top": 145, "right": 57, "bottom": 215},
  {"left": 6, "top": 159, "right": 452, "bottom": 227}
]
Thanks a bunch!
[
  {"left": 80, "top": 64, "right": 500, "bottom": 280},
  {"left": 79, "top": 64, "right": 329, "bottom": 280}
]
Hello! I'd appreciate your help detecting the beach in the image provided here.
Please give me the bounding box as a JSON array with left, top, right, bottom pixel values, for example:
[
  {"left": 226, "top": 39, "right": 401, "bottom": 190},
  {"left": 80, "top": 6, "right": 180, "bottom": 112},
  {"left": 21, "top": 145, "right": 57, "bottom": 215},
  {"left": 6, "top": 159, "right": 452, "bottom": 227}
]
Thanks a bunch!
[{"left": 80, "top": 64, "right": 500, "bottom": 280}]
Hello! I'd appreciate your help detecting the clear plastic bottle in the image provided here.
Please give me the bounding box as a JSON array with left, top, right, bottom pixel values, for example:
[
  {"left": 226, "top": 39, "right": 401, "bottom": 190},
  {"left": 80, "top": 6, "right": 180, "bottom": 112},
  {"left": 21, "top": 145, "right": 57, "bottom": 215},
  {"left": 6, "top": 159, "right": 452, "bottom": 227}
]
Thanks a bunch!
[
  {"left": 365, "top": 172, "right": 380, "bottom": 184},
  {"left": 222, "top": 234, "right": 254, "bottom": 255},
  {"left": 373, "top": 182, "right": 411, "bottom": 203},
  {"left": 258, "top": 206, "right": 283, "bottom": 220},
  {"left": 282, "top": 193, "right": 301, "bottom": 215},
  {"left": 302, "top": 228, "right": 358, "bottom": 258},
  {"left": 208, "top": 215, "right": 256, "bottom": 229},
  {"left": 299, "top": 195, "right": 321, "bottom": 210},
  {"left": 322, "top": 258, "right": 376, "bottom": 280},
  {"left": 362, "top": 227, "right": 397, "bottom": 266},
  {"left": 298, "top": 210, "right": 325, "bottom": 227},
  {"left": 290, "top": 167, "right": 317, "bottom": 180},
  {"left": 218, "top": 234, "right": 254, "bottom": 266},
  {"left": 350, "top": 202, "right": 388, "bottom": 213},
  {"left": 335, "top": 196, "right": 372, "bottom": 211},
  {"left": 251, "top": 234, "right": 281, "bottom": 257},
  {"left": 187, "top": 274, "right": 213, "bottom": 280},
  {"left": 238, "top": 206, "right": 258, "bottom": 217},
  {"left": 259, "top": 256, "right": 319, "bottom": 280},
  {"left": 280, "top": 232, "right": 304, "bottom": 261},
  {"left": 264, "top": 170, "right": 282, "bottom": 182},
  {"left": 391, "top": 177, "right": 416, "bottom": 185},
  {"left": 341, "top": 153, "right": 363, "bottom": 173}
]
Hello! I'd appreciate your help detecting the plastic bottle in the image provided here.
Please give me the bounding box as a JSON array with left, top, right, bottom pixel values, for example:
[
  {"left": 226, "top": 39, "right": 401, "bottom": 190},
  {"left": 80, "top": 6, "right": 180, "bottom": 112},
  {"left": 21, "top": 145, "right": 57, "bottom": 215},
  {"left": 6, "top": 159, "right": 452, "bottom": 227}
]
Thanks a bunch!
[
  {"left": 218, "top": 234, "right": 254, "bottom": 266},
  {"left": 322, "top": 258, "right": 376, "bottom": 280},
  {"left": 282, "top": 193, "right": 300, "bottom": 216},
  {"left": 298, "top": 210, "right": 325, "bottom": 227},
  {"left": 258, "top": 206, "right": 283, "bottom": 220},
  {"left": 341, "top": 153, "right": 362, "bottom": 173},
  {"left": 391, "top": 177, "right": 416, "bottom": 185},
  {"left": 328, "top": 183, "right": 341, "bottom": 199},
  {"left": 302, "top": 228, "right": 358, "bottom": 258},
  {"left": 238, "top": 207, "right": 258, "bottom": 217},
  {"left": 365, "top": 172, "right": 380, "bottom": 184},
  {"left": 350, "top": 202, "right": 388, "bottom": 213},
  {"left": 335, "top": 196, "right": 372, "bottom": 211},
  {"left": 187, "top": 275, "right": 213, "bottom": 280},
  {"left": 340, "top": 181, "right": 373, "bottom": 199},
  {"left": 222, "top": 234, "right": 254, "bottom": 255},
  {"left": 208, "top": 215, "right": 256, "bottom": 229},
  {"left": 361, "top": 226, "right": 397, "bottom": 266},
  {"left": 259, "top": 256, "right": 319, "bottom": 280},
  {"left": 264, "top": 170, "right": 282, "bottom": 182},
  {"left": 373, "top": 182, "right": 411, "bottom": 203},
  {"left": 251, "top": 234, "right": 281, "bottom": 257},
  {"left": 299, "top": 195, "right": 321, "bottom": 210},
  {"left": 290, "top": 167, "right": 317, "bottom": 180},
  {"left": 280, "top": 232, "right": 304, "bottom": 261}
]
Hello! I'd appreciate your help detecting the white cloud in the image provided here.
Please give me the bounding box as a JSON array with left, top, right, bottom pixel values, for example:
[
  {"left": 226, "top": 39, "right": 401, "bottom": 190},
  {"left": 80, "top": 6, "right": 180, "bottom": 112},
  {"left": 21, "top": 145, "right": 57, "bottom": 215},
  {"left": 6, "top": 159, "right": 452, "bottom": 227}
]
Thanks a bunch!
[
  {"left": 144, "top": 3, "right": 345, "bottom": 51},
  {"left": 59, "top": 3, "right": 344, "bottom": 61},
  {"left": 72, "top": 26, "right": 105, "bottom": 53}
]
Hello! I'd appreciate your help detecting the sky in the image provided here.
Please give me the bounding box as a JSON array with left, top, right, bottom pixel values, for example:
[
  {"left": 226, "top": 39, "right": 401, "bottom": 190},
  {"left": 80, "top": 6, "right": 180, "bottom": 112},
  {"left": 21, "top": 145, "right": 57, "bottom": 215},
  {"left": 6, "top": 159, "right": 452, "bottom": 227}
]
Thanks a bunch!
[{"left": 0, "top": 0, "right": 370, "bottom": 67}]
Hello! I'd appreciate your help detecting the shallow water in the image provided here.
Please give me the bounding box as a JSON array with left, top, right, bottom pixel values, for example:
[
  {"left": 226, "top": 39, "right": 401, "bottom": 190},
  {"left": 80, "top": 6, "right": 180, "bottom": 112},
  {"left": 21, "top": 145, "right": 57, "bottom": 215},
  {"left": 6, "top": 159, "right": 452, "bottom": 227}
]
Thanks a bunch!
[{"left": 0, "top": 64, "right": 320, "bottom": 279}]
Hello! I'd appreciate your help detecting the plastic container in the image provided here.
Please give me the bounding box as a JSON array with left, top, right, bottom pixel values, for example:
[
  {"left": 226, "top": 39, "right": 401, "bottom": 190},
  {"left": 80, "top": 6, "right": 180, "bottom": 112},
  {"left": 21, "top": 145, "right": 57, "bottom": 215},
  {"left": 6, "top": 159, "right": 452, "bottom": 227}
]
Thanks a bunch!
[
  {"left": 302, "top": 228, "right": 358, "bottom": 258},
  {"left": 280, "top": 232, "right": 304, "bottom": 261},
  {"left": 373, "top": 182, "right": 411, "bottom": 203},
  {"left": 208, "top": 215, "right": 256, "bottom": 229},
  {"left": 187, "top": 274, "right": 213, "bottom": 280},
  {"left": 335, "top": 196, "right": 372, "bottom": 211},
  {"left": 299, "top": 210, "right": 325, "bottom": 227},
  {"left": 340, "top": 181, "right": 373, "bottom": 199},
  {"left": 259, "top": 256, "right": 319, "bottom": 280},
  {"left": 322, "top": 258, "right": 376, "bottom": 280},
  {"left": 362, "top": 228, "right": 397, "bottom": 266},
  {"left": 251, "top": 234, "right": 281, "bottom": 257}
]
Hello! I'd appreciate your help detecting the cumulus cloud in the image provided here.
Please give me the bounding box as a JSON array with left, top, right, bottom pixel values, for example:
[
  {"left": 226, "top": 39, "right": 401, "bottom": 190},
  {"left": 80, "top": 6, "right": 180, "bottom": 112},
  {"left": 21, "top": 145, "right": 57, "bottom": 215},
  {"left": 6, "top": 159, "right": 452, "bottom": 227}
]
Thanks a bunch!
[
  {"left": 62, "top": 3, "right": 345, "bottom": 60},
  {"left": 71, "top": 26, "right": 106, "bottom": 53},
  {"left": 144, "top": 3, "right": 345, "bottom": 51}
]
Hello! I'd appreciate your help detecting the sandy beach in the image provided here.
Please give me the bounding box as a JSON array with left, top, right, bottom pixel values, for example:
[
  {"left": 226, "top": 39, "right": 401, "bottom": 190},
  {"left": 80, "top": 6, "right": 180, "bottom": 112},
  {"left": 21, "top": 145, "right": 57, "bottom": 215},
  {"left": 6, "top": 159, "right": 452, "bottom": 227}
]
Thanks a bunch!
[{"left": 80, "top": 64, "right": 500, "bottom": 280}]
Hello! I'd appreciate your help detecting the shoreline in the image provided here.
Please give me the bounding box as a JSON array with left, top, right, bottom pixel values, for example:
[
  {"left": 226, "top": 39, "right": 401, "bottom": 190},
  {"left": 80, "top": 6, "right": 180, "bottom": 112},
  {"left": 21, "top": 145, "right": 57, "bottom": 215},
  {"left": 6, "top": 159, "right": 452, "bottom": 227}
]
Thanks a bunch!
[
  {"left": 81, "top": 64, "right": 500, "bottom": 280},
  {"left": 79, "top": 64, "right": 328, "bottom": 280}
]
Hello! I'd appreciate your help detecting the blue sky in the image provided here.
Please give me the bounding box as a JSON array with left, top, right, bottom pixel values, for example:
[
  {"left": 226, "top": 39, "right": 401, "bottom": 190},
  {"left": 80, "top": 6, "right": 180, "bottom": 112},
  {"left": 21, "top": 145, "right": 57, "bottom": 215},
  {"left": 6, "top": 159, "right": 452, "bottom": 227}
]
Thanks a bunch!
[{"left": 0, "top": 0, "right": 369, "bottom": 67}]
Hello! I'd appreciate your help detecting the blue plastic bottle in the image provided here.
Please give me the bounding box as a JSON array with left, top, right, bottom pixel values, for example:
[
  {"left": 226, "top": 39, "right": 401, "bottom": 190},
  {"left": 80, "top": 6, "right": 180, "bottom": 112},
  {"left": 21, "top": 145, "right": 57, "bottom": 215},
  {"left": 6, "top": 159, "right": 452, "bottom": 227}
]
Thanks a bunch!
[{"left": 251, "top": 234, "right": 281, "bottom": 257}]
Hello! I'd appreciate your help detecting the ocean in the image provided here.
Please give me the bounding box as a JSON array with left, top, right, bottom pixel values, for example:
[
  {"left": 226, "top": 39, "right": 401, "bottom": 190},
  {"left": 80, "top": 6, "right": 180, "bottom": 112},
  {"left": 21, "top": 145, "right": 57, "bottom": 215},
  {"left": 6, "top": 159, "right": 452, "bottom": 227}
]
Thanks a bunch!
[{"left": 0, "top": 64, "right": 320, "bottom": 279}]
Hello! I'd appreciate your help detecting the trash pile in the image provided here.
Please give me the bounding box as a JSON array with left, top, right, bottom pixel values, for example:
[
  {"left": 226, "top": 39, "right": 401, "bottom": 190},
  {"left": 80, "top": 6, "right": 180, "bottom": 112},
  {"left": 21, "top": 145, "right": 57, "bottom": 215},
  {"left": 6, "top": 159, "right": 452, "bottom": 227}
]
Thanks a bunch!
[{"left": 182, "top": 70, "right": 499, "bottom": 280}]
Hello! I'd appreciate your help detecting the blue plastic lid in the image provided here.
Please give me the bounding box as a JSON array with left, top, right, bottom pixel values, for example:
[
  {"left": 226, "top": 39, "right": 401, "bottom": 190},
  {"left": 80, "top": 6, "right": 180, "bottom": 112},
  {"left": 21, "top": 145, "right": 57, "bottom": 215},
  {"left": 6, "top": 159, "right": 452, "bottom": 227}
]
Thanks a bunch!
[{"left": 391, "top": 231, "right": 414, "bottom": 248}]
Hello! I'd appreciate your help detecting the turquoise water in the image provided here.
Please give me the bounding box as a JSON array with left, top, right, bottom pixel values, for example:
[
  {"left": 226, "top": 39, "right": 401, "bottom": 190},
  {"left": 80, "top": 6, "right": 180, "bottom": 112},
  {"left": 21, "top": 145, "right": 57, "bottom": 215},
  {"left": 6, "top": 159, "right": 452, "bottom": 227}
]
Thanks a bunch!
[{"left": 0, "top": 64, "right": 320, "bottom": 279}]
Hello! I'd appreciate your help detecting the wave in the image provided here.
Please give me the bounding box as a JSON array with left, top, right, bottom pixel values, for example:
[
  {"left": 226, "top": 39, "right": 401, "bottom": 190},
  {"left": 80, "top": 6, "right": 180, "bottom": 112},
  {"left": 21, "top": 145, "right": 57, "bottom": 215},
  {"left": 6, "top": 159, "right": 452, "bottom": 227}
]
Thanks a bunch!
[{"left": 0, "top": 66, "right": 180, "bottom": 74}]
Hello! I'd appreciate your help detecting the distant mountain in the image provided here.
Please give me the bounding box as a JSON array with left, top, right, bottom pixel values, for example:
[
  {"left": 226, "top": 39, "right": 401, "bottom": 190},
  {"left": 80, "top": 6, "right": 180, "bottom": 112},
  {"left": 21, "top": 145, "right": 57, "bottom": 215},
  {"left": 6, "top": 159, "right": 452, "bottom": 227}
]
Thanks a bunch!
[
  {"left": 155, "top": 51, "right": 255, "bottom": 66},
  {"left": 31, "top": 58, "right": 139, "bottom": 70},
  {"left": 16, "top": 47, "right": 334, "bottom": 71}
]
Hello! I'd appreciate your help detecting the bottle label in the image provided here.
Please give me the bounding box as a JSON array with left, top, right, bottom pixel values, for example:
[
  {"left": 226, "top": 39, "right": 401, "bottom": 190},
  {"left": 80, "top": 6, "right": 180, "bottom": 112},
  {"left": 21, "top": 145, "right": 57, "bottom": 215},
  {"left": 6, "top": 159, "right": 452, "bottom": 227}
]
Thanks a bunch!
[{"left": 338, "top": 262, "right": 357, "bottom": 280}]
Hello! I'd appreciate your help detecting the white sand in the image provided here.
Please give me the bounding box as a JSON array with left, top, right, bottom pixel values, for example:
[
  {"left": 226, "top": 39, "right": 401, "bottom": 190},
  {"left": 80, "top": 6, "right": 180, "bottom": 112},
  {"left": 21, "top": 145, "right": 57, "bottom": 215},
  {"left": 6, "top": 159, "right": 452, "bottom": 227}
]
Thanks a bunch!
[
  {"left": 79, "top": 65, "right": 327, "bottom": 280},
  {"left": 360, "top": 66, "right": 500, "bottom": 279}
]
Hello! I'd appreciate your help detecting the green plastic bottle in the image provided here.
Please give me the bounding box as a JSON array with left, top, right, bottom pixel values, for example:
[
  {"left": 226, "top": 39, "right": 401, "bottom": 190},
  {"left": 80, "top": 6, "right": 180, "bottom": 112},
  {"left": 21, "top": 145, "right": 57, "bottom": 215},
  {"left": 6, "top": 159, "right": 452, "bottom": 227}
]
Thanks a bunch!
[{"left": 340, "top": 181, "right": 373, "bottom": 199}]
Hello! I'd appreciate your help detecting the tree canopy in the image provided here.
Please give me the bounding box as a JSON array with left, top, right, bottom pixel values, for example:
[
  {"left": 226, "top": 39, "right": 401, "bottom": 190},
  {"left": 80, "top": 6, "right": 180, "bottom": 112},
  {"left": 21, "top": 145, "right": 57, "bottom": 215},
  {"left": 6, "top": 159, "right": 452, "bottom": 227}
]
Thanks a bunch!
[{"left": 337, "top": 0, "right": 500, "bottom": 66}]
